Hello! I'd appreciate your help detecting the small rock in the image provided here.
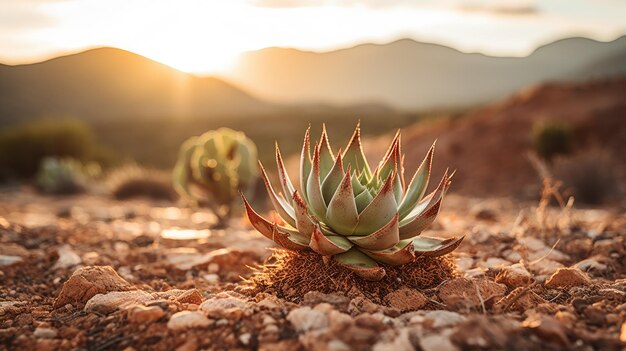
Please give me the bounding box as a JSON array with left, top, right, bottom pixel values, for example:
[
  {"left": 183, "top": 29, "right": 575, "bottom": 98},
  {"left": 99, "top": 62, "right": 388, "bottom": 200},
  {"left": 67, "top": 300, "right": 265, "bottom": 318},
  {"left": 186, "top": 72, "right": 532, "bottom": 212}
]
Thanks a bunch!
[
  {"left": 177, "top": 289, "right": 203, "bottom": 305},
  {"left": 420, "top": 329, "right": 459, "bottom": 351},
  {"left": 202, "top": 274, "right": 219, "bottom": 283},
  {"left": 54, "top": 266, "right": 134, "bottom": 308},
  {"left": 287, "top": 306, "right": 328, "bottom": 332},
  {"left": 372, "top": 328, "right": 412, "bottom": 351},
  {"left": 383, "top": 288, "right": 428, "bottom": 312},
  {"left": 620, "top": 322, "right": 626, "bottom": 343},
  {"left": 127, "top": 305, "right": 165, "bottom": 324},
  {"left": 348, "top": 297, "right": 382, "bottom": 315},
  {"left": 0, "top": 255, "right": 23, "bottom": 267},
  {"left": 472, "top": 206, "right": 497, "bottom": 221},
  {"left": 33, "top": 327, "right": 57, "bottom": 339},
  {"left": 303, "top": 291, "right": 350, "bottom": 309},
  {"left": 422, "top": 310, "right": 466, "bottom": 329},
  {"left": 455, "top": 257, "right": 474, "bottom": 272},
  {"left": 522, "top": 314, "right": 568, "bottom": 346},
  {"left": 478, "top": 257, "right": 510, "bottom": 270},
  {"left": 167, "top": 311, "right": 211, "bottom": 330},
  {"left": 239, "top": 333, "right": 251, "bottom": 346},
  {"left": 495, "top": 263, "right": 533, "bottom": 288},
  {"left": 52, "top": 245, "right": 82, "bottom": 270},
  {"left": 583, "top": 306, "right": 605, "bottom": 326},
  {"left": 544, "top": 268, "right": 590, "bottom": 289},
  {"left": 438, "top": 278, "right": 506, "bottom": 309},
  {"left": 85, "top": 290, "right": 154, "bottom": 314},
  {"left": 574, "top": 256, "right": 608, "bottom": 273},
  {"left": 554, "top": 311, "right": 577, "bottom": 328},
  {"left": 200, "top": 295, "right": 248, "bottom": 318}
]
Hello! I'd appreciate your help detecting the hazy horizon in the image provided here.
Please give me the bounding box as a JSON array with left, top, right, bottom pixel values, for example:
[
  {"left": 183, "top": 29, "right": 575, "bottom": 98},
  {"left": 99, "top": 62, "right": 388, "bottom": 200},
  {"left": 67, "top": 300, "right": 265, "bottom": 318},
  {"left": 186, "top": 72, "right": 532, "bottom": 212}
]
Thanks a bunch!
[{"left": 1, "top": 0, "right": 626, "bottom": 74}]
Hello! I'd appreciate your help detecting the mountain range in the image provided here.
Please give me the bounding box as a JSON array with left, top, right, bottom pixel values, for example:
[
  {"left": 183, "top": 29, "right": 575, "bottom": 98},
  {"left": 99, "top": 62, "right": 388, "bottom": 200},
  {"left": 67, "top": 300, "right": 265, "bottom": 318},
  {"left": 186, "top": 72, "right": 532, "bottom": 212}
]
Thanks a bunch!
[
  {"left": 231, "top": 36, "right": 626, "bottom": 110},
  {"left": 0, "top": 35, "right": 625, "bottom": 125}
]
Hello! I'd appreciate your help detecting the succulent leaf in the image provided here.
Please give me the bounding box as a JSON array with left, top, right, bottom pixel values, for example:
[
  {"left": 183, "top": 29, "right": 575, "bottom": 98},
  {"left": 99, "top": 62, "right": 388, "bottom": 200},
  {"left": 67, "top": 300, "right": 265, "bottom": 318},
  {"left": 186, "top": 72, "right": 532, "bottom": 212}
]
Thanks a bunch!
[
  {"left": 398, "top": 141, "right": 435, "bottom": 219},
  {"left": 292, "top": 190, "right": 317, "bottom": 238},
  {"left": 342, "top": 122, "right": 372, "bottom": 178},
  {"left": 361, "top": 240, "right": 415, "bottom": 266},
  {"left": 321, "top": 152, "right": 345, "bottom": 204},
  {"left": 413, "top": 236, "right": 465, "bottom": 257},
  {"left": 309, "top": 226, "right": 353, "bottom": 255},
  {"left": 259, "top": 162, "right": 297, "bottom": 228},
  {"left": 353, "top": 173, "right": 398, "bottom": 235},
  {"left": 325, "top": 167, "right": 359, "bottom": 235},
  {"left": 300, "top": 127, "right": 312, "bottom": 198},
  {"left": 334, "top": 248, "right": 386, "bottom": 281},
  {"left": 306, "top": 145, "right": 328, "bottom": 221},
  {"left": 275, "top": 144, "right": 296, "bottom": 205},
  {"left": 347, "top": 213, "right": 399, "bottom": 250}
]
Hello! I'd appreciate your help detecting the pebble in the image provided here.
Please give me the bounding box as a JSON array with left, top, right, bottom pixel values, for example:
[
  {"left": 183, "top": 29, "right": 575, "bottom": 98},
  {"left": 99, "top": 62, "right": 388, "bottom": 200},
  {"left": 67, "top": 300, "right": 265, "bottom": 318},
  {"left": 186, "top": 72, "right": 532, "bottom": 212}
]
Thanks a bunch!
[
  {"left": 495, "top": 263, "right": 533, "bottom": 288},
  {"left": 544, "top": 268, "right": 590, "bottom": 289},
  {"left": 287, "top": 306, "right": 329, "bottom": 332},
  {"left": 52, "top": 245, "right": 82, "bottom": 270},
  {"left": 167, "top": 311, "right": 211, "bottom": 330},
  {"left": 177, "top": 289, "right": 203, "bottom": 305},
  {"left": 127, "top": 305, "right": 165, "bottom": 324},
  {"left": 54, "top": 266, "right": 134, "bottom": 308},
  {"left": 420, "top": 329, "right": 459, "bottom": 351},
  {"left": 422, "top": 310, "right": 466, "bottom": 329},
  {"left": 84, "top": 290, "right": 154, "bottom": 314},
  {"left": 438, "top": 278, "right": 506, "bottom": 308},
  {"left": 33, "top": 327, "right": 57, "bottom": 339},
  {"left": 0, "top": 255, "right": 23, "bottom": 266},
  {"left": 200, "top": 296, "right": 248, "bottom": 317},
  {"left": 384, "top": 288, "right": 428, "bottom": 312}
]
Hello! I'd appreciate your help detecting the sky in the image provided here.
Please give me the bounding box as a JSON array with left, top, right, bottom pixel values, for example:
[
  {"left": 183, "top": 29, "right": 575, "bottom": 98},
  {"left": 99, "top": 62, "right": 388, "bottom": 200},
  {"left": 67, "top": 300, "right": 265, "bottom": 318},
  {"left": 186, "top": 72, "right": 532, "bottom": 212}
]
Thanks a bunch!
[{"left": 1, "top": 0, "right": 625, "bottom": 74}]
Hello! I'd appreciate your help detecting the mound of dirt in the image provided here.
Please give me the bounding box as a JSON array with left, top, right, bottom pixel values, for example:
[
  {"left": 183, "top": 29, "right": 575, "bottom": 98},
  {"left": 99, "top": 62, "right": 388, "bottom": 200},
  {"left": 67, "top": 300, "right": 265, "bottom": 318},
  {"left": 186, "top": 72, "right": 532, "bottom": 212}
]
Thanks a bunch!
[{"left": 241, "top": 249, "right": 457, "bottom": 304}]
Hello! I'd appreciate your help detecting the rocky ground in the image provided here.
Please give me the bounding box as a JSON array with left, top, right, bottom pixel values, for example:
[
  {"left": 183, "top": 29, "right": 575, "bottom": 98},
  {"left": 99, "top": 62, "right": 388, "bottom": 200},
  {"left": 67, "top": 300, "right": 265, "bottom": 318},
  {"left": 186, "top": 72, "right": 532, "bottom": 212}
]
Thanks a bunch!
[{"left": 0, "top": 189, "right": 625, "bottom": 351}]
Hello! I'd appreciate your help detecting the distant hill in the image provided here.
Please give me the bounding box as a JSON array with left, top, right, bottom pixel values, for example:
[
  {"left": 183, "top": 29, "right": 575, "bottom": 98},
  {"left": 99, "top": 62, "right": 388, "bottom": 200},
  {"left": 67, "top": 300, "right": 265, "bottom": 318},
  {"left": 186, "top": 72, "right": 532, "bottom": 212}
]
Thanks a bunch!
[
  {"left": 0, "top": 48, "right": 272, "bottom": 124},
  {"left": 363, "top": 76, "right": 626, "bottom": 198},
  {"left": 229, "top": 36, "right": 626, "bottom": 110}
]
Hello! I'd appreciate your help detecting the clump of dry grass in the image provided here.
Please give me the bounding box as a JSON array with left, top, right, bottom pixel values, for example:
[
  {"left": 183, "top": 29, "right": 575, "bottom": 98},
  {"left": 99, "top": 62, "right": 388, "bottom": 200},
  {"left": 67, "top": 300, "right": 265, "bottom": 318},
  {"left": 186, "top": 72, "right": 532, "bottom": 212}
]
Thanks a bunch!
[
  {"left": 106, "top": 164, "right": 177, "bottom": 201},
  {"left": 241, "top": 249, "right": 457, "bottom": 304}
]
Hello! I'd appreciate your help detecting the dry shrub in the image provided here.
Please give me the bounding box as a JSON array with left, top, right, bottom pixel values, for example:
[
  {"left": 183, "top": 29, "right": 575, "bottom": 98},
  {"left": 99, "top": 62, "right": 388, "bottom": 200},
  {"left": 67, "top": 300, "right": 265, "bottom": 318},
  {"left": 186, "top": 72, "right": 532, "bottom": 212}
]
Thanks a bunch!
[
  {"left": 552, "top": 149, "right": 620, "bottom": 205},
  {"left": 107, "top": 164, "right": 177, "bottom": 201},
  {"left": 242, "top": 249, "right": 457, "bottom": 303}
]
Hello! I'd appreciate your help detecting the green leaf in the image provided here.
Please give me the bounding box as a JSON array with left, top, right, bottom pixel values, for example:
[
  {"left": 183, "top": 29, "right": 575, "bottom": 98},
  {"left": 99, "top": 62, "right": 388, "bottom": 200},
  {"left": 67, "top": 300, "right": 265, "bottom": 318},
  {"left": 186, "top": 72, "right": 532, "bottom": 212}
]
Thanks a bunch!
[
  {"left": 325, "top": 167, "right": 359, "bottom": 235},
  {"left": 309, "top": 226, "right": 353, "bottom": 255},
  {"left": 321, "top": 153, "right": 345, "bottom": 205},
  {"left": 398, "top": 141, "right": 435, "bottom": 220},
  {"left": 413, "top": 236, "right": 465, "bottom": 257},
  {"left": 259, "top": 162, "right": 296, "bottom": 228},
  {"left": 353, "top": 173, "right": 398, "bottom": 236},
  {"left": 306, "top": 144, "right": 328, "bottom": 221},
  {"left": 275, "top": 144, "right": 296, "bottom": 205},
  {"left": 342, "top": 122, "right": 372, "bottom": 178},
  {"left": 361, "top": 240, "right": 415, "bottom": 266},
  {"left": 318, "top": 125, "right": 335, "bottom": 180},
  {"left": 348, "top": 213, "right": 399, "bottom": 250},
  {"left": 292, "top": 190, "right": 316, "bottom": 238},
  {"left": 300, "top": 127, "right": 312, "bottom": 198},
  {"left": 354, "top": 188, "right": 374, "bottom": 213},
  {"left": 334, "top": 248, "right": 386, "bottom": 281}
]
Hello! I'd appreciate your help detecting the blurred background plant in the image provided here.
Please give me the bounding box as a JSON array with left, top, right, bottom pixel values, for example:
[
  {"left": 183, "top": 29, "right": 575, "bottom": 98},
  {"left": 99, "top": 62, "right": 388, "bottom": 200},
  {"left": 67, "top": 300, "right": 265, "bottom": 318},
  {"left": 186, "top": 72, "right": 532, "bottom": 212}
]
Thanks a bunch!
[
  {"left": 0, "top": 118, "right": 116, "bottom": 181},
  {"left": 173, "top": 128, "right": 258, "bottom": 226},
  {"left": 106, "top": 164, "right": 177, "bottom": 201},
  {"left": 35, "top": 157, "right": 101, "bottom": 195},
  {"left": 552, "top": 149, "right": 620, "bottom": 205},
  {"left": 532, "top": 120, "right": 574, "bottom": 161}
]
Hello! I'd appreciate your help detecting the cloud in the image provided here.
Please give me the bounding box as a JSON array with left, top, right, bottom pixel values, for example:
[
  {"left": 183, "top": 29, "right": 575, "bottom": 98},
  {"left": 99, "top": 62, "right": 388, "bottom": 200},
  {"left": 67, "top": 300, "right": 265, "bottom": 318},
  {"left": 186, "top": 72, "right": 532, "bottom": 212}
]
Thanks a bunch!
[
  {"left": 453, "top": 0, "right": 537, "bottom": 15},
  {"left": 251, "top": 0, "right": 538, "bottom": 14},
  {"left": 0, "top": 2, "right": 57, "bottom": 30}
]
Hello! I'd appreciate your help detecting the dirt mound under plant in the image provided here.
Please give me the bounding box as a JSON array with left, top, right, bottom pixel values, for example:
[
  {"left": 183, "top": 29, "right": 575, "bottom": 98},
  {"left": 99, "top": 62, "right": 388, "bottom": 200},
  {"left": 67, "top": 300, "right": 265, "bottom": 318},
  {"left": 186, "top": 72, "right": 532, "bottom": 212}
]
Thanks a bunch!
[{"left": 242, "top": 249, "right": 457, "bottom": 304}]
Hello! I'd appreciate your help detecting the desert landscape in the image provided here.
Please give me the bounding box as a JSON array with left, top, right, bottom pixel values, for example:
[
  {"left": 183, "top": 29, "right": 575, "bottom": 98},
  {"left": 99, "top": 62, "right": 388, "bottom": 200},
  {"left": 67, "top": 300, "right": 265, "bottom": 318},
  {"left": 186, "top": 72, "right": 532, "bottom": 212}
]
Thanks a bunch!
[{"left": 1, "top": 1, "right": 625, "bottom": 350}]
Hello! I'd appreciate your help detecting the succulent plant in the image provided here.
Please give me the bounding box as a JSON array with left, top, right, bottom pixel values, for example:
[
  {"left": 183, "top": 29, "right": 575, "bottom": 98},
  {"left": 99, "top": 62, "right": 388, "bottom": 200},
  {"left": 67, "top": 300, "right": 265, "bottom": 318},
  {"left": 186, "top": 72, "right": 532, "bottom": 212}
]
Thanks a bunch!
[
  {"left": 242, "top": 123, "right": 464, "bottom": 281},
  {"left": 36, "top": 157, "right": 100, "bottom": 195},
  {"left": 173, "top": 128, "right": 258, "bottom": 222}
]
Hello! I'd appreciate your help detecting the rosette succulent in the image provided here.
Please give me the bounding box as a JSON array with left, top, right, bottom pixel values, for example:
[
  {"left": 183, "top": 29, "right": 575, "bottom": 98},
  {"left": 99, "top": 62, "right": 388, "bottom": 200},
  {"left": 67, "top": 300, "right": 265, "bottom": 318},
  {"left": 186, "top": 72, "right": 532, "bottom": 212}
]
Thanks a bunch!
[{"left": 242, "top": 124, "right": 464, "bottom": 281}]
